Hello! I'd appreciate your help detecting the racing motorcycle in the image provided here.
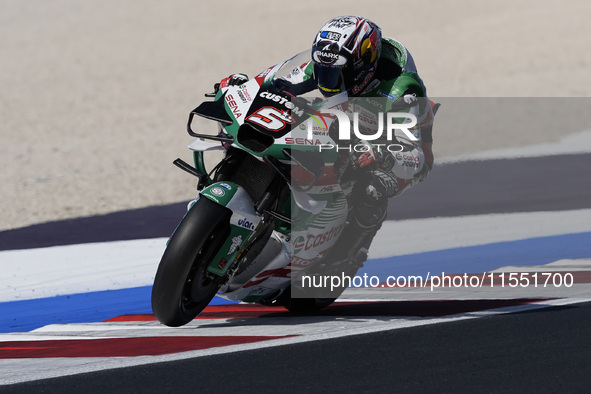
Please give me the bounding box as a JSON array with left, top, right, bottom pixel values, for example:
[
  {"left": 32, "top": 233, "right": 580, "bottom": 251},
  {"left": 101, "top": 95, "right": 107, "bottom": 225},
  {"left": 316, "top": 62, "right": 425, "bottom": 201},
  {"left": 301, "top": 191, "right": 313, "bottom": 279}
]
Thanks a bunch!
[{"left": 152, "top": 52, "right": 382, "bottom": 327}]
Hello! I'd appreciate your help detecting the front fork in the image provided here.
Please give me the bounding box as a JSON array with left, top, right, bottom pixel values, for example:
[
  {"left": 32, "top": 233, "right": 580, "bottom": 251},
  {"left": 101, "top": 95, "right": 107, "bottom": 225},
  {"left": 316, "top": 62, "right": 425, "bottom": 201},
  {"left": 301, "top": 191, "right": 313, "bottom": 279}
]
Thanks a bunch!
[
  {"left": 198, "top": 182, "right": 261, "bottom": 278},
  {"left": 179, "top": 147, "right": 290, "bottom": 286}
]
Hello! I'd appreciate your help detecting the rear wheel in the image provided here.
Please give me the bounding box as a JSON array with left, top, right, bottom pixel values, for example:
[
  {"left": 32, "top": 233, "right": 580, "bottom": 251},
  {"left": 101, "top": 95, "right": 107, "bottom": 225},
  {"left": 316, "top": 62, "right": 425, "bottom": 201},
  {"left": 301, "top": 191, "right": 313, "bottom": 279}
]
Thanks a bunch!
[
  {"left": 281, "top": 256, "right": 366, "bottom": 313},
  {"left": 282, "top": 295, "right": 337, "bottom": 313},
  {"left": 151, "top": 198, "right": 231, "bottom": 327}
]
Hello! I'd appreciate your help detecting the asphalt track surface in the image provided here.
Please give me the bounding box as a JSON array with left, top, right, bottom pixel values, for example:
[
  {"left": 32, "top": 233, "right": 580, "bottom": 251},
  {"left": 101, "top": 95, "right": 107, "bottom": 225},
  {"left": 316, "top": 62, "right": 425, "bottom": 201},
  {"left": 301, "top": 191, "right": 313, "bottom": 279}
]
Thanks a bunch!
[
  {"left": 1, "top": 153, "right": 589, "bottom": 251},
  {"left": 2, "top": 153, "right": 590, "bottom": 392},
  {"left": 3, "top": 301, "right": 590, "bottom": 393}
]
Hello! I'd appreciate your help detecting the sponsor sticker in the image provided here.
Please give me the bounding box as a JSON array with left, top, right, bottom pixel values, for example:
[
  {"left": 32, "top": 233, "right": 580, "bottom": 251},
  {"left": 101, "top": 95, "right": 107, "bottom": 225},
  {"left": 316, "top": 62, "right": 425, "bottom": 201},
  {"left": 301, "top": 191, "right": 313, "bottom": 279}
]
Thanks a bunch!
[
  {"left": 293, "top": 235, "right": 306, "bottom": 254},
  {"left": 237, "top": 218, "right": 255, "bottom": 230},
  {"left": 228, "top": 235, "right": 242, "bottom": 255},
  {"left": 210, "top": 187, "right": 225, "bottom": 197},
  {"left": 320, "top": 31, "right": 342, "bottom": 41},
  {"left": 378, "top": 90, "right": 396, "bottom": 100},
  {"left": 226, "top": 94, "right": 242, "bottom": 119},
  {"left": 217, "top": 258, "right": 228, "bottom": 269}
]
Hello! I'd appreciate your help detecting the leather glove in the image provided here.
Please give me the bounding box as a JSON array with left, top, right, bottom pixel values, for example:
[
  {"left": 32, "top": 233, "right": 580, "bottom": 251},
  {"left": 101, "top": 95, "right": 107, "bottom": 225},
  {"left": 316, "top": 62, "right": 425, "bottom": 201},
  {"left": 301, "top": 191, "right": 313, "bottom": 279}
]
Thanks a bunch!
[
  {"left": 349, "top": 140, "right": 383, "bottom": 169},
  {"left": 207, "top": 74, "right": 250, "bottom": 97},
  {"left": 223, "top": 73, "right": 249, "bottom": 87}
]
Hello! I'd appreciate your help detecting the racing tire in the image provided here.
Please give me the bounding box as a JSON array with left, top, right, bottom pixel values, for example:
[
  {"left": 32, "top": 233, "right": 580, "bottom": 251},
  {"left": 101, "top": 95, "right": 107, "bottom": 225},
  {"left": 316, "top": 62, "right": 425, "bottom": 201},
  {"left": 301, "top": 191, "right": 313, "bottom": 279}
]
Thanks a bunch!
[
  {"left": 282, "top": 296, "right": 336, "bottom": 313},
  {"left": 280, "top": 262, "right": 363, "bottom": 313},
  {"left": 151, "top": 197, "right": 231, "bottom": 327}
]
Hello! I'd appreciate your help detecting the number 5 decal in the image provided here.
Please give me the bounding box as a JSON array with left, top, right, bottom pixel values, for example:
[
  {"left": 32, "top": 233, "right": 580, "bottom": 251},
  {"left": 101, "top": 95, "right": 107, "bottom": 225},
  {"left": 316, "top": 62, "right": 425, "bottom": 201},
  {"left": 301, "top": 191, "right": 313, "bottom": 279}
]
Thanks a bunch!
[{"left": 246, "top": 107, "right": 293, "bottom": 131}]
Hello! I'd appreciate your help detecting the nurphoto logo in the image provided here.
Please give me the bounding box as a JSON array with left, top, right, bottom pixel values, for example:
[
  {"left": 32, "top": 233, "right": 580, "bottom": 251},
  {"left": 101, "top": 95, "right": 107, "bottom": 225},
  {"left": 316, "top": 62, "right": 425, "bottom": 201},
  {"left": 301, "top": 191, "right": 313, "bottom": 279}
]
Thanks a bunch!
[{"left": 305, "top": 109, "right": 418, "bottom": 153}]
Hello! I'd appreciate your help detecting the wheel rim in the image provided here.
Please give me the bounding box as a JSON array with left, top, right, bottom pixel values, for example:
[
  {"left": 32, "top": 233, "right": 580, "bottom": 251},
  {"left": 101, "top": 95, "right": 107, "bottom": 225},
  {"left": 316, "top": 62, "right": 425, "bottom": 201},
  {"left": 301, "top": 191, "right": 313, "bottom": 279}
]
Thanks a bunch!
[{"left": 179, "top": 217, "right": 229, "bottom": 315}]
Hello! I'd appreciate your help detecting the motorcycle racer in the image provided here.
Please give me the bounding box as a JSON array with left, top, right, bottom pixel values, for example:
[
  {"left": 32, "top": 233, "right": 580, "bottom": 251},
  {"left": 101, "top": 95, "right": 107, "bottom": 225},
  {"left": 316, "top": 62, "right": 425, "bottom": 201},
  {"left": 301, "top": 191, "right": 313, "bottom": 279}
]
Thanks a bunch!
[
  {"left": 152, "top": 16, "right": 439, "bottom": 324},
  {"left": 284, "top": 16, "right": 435, "bottom": 262},
  {"left": 223, "top": 15, "right": 435, "bottom": 270}
]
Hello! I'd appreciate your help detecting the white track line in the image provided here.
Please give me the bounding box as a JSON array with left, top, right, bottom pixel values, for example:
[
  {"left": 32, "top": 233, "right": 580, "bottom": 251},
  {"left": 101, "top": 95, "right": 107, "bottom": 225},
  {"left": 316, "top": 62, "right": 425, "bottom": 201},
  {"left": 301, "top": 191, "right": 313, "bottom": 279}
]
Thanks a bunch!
[{"left": 1, "top": 297, "right": 589, "bottom": 385}]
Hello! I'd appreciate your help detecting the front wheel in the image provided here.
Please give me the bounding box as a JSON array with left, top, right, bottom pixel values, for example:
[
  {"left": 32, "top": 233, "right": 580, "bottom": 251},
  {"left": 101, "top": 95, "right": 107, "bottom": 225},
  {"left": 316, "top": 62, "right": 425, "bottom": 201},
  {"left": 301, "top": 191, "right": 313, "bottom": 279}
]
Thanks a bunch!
[{"left": 151, "top": 198, "right": 231, "bottom": 327}]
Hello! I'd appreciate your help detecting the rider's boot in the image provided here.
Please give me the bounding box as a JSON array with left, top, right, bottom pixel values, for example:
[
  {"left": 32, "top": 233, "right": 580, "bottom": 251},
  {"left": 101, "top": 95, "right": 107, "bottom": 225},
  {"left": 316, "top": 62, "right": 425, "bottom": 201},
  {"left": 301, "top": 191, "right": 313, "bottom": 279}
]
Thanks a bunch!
[{"left": 324, "top": 175, "right": 389, "bottom": 266}]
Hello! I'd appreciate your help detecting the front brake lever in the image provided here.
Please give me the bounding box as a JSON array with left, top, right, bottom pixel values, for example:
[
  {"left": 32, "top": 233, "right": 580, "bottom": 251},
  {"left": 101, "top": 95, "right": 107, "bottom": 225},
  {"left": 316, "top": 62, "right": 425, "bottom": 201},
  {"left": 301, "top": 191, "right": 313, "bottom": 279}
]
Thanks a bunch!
[{"left": 205, "top": 83, "right": 220, "bottom": 97}]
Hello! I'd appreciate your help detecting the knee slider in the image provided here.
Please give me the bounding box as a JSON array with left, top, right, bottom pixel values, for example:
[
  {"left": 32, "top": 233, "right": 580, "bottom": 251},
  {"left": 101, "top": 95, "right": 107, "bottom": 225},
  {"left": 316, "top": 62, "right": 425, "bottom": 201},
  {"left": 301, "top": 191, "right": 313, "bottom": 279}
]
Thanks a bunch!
[{"left": 353, "top": 174, "right": 389, "bottom": 228}]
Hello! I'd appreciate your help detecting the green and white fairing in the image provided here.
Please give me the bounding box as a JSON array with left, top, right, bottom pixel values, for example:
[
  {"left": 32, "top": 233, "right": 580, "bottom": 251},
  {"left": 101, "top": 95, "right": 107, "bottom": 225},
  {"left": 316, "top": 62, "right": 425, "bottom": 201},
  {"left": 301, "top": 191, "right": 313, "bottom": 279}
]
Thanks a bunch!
[
  {"left": 187, "top": 51, "right": 351, "bottom": 302},
  {"left": 199, "top": 182, "right": 261, "bottom": 277},
  {"left": 207, "top": 51, "right": 342, "bottom": 159}
]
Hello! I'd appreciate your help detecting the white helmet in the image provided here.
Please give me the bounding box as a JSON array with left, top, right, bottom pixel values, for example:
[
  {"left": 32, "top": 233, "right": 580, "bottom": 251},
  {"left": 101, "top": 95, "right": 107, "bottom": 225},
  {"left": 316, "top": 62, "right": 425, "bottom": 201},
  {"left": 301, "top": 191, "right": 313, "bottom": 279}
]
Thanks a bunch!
[{"left": 311, "top": 16, "right": 382, "bottom": 96}]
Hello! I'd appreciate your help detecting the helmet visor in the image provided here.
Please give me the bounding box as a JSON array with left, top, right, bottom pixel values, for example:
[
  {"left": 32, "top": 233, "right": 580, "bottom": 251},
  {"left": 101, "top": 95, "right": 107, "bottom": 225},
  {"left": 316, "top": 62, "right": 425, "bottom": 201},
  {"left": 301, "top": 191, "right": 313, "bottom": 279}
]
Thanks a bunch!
[{"left": 314, "top": 63, "right": 347, "bottom": 97}]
